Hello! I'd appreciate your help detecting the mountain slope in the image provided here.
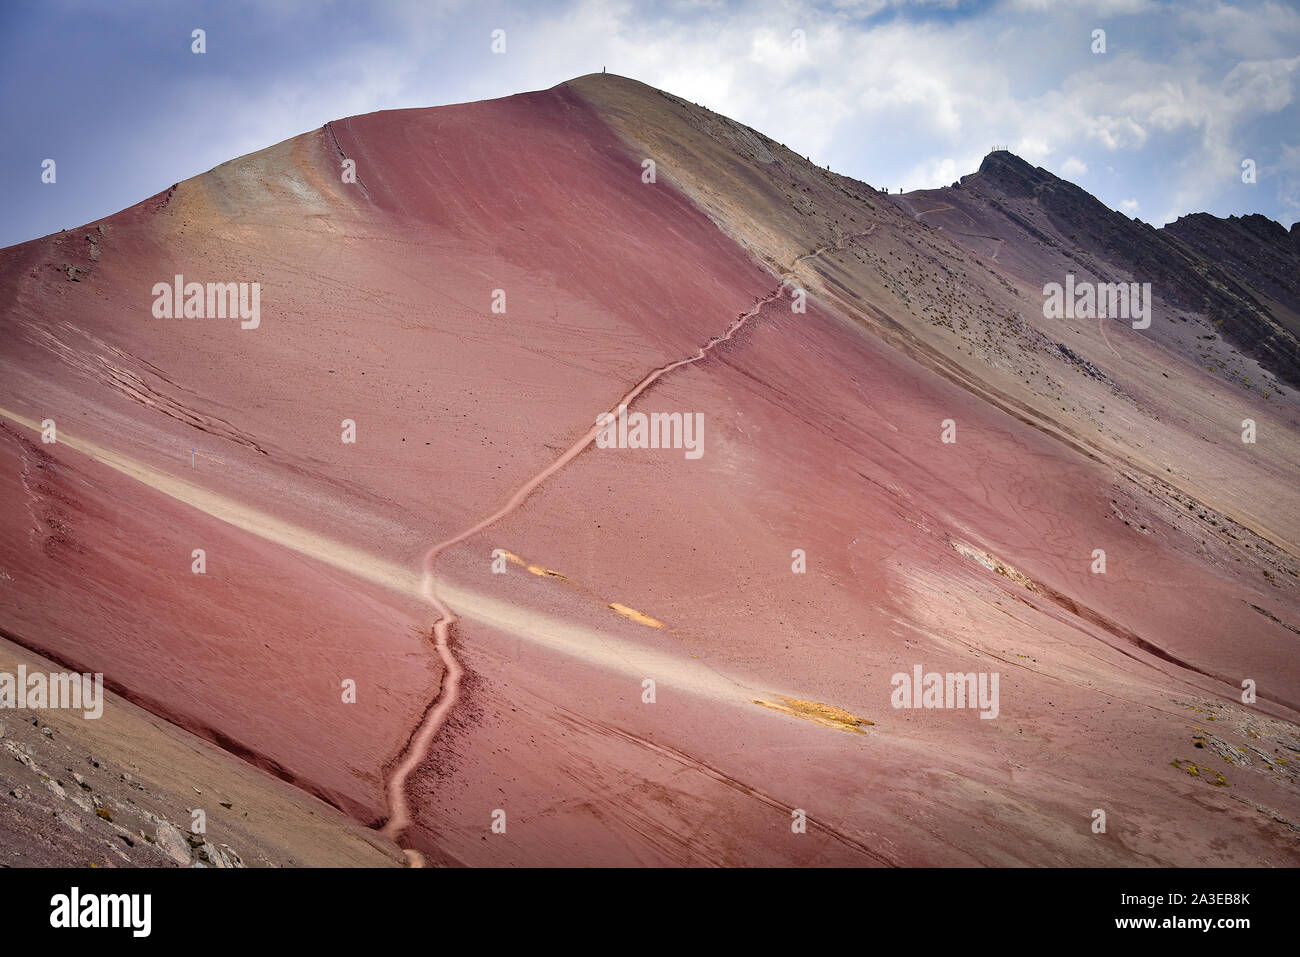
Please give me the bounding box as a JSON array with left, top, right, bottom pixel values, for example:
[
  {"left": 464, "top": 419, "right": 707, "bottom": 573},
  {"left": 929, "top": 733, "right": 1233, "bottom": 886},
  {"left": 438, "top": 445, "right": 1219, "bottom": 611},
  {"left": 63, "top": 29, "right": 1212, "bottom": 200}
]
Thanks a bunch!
[{"left": 1, "top": 73, "right": 1298, "bottom": 866}]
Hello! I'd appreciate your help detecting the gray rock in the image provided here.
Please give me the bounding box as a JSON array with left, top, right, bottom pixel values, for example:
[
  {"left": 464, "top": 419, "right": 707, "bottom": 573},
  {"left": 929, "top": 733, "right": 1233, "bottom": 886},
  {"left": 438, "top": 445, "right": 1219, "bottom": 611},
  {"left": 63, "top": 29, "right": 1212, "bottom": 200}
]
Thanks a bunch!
[
  {"left": 5, "top": 741, "right": 36, "bottom": 771},
  {"left": 220, "top": 844, "right": 245, "bottom": 868},
  {"left": 153, "top": 821, "right": 192, "bottom": 866},
  {"left": 201, "top": 842, "right": 245, "bottom": 868}
]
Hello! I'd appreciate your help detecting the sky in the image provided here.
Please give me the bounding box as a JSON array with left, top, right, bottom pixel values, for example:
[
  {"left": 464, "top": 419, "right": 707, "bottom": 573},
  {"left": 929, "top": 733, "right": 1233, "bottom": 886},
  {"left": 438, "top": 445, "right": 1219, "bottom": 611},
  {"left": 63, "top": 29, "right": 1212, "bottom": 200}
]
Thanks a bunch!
[{"left": 1, "top": 0, "right": 1298, "bottom": 249}]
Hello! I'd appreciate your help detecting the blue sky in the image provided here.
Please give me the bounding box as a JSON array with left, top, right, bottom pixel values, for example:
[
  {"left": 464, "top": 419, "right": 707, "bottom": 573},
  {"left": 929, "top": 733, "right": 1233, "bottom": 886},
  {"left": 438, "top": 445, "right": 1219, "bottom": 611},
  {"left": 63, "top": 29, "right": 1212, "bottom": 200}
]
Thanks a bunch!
[{"left": 2, "top": 0, "right": 1298, "bottom": 249}]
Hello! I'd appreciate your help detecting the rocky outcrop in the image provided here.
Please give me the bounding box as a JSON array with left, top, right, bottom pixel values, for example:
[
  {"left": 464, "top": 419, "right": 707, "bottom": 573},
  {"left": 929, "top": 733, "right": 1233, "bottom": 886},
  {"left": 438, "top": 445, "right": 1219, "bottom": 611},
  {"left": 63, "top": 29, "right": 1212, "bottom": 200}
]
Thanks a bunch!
[
  {"left": 965, "top": 151, "right": 1300, "bottom": 386},
  {"left": 1, "top": 714, "right": 246, "bottom": 867}
]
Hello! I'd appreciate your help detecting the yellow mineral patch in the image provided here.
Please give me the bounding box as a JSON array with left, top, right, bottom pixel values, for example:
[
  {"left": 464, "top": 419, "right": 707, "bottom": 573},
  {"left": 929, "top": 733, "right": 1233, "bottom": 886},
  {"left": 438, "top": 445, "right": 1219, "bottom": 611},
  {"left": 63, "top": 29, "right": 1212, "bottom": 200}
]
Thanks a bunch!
[
  {"left": 500, "top": 547, "right": 663, "bottom": 623},
  {"left": 751, "top": 696, "right": 874, "bottom": 734},
  {"left": 496, "top": 548, "right": 576, "bottom": 585},
  {"left": 949, "top": 539, "right": 1039, "bottom": 592},
  {"left": 1171, "top": 758, "right": 1228, "bottom": 787},
  {"left": 608, "top": 603, "right": 664, "bottom": 628},
  {"left": 526, "top": 564, "right": 574, "bottom": 585}
]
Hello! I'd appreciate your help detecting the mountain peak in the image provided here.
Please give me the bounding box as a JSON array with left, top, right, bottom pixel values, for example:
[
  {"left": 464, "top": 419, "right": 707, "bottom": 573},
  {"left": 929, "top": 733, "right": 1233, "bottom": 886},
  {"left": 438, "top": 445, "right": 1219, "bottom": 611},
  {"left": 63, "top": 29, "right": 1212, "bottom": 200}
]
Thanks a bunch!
[{"left": 975, "top": 149, "right": 1054, "bottom": 197}]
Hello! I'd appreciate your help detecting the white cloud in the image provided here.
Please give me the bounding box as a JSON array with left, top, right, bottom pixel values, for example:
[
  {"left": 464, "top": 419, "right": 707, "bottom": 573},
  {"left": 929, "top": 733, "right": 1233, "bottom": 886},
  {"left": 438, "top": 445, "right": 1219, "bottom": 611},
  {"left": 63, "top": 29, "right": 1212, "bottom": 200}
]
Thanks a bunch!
[
  {"left": 1276, "top": 141, "right": 1300, "bottom": 218},
  {"left": 14, "top": 0, "right": 1300, "bottom": 246},
  {"left": 269, "top": 0, "right": 1300, "bottom": 226},
  {"left": 452, "top": 0, "right": 1294, "bottom": 225},
  {"left": 1006, "top": 0, "right": 1157, "bottom": 12}
]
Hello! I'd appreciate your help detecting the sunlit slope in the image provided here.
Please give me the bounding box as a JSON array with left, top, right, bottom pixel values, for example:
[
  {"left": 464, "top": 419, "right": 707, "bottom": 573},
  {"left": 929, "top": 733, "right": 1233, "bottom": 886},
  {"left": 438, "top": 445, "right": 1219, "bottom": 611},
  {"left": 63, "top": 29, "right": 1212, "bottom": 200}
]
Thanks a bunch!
[{"left": 0, "top": 74, "right": 1296, "bottom": 864}]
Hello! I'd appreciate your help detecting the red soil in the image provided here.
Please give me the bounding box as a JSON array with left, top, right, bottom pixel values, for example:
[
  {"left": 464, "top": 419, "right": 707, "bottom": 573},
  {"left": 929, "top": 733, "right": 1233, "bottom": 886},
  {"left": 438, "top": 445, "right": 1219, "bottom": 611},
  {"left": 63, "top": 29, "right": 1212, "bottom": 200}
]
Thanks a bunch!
[{"left": 2, "top": 75, "right": 1297, "bottom": 865}]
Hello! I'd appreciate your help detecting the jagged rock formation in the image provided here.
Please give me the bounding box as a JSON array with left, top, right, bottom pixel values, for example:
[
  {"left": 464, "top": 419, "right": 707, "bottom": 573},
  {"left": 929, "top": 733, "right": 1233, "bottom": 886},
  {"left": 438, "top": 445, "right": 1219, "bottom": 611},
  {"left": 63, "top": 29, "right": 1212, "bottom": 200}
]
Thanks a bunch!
[{"left": 957, "top": 151, "right": 1300, "bottom": 386}]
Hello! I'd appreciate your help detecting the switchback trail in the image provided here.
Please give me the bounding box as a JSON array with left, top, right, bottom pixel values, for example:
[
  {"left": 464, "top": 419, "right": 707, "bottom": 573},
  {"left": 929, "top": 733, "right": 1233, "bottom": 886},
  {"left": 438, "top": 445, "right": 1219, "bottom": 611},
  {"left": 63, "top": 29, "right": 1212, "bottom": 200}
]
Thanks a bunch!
[
  {"left": 378, "top": 283, "right": 786, "bottom": 854},
  {"left": 787, "top": 224, "right": 877, "bottom": 275}
]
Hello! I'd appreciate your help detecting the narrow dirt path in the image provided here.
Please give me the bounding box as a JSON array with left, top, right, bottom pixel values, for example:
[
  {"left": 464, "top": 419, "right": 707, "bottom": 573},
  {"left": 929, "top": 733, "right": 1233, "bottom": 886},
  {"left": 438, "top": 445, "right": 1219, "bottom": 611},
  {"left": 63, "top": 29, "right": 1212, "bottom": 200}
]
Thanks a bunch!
[
  {"left": 786, "top": 224, "right": 877, "bottom": 279},
  {"left": 378, "top": 283, "right": 786, "bottom": 854},
  {"left": 0, "top": 374, "right": 893, "bottom": 867},
  {"left": 912, "top": 202, "right": 954, "bottom": 220}
]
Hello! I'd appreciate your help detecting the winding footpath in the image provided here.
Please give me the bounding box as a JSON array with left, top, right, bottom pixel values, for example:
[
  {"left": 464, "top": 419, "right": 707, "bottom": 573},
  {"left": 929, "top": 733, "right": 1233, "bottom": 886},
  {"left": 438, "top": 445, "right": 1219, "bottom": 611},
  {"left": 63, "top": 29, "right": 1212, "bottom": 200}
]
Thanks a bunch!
[{"left": 378, "top": 283, "right": 787, "bottom": 857}]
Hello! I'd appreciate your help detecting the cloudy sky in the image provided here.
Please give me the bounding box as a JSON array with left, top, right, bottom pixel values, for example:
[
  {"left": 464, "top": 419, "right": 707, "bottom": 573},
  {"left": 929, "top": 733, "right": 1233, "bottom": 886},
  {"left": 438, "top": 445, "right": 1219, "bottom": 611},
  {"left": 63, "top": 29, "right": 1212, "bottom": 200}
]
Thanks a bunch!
[{"left": 2, "top": 0, "right": 1298, "bottom": 248}]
